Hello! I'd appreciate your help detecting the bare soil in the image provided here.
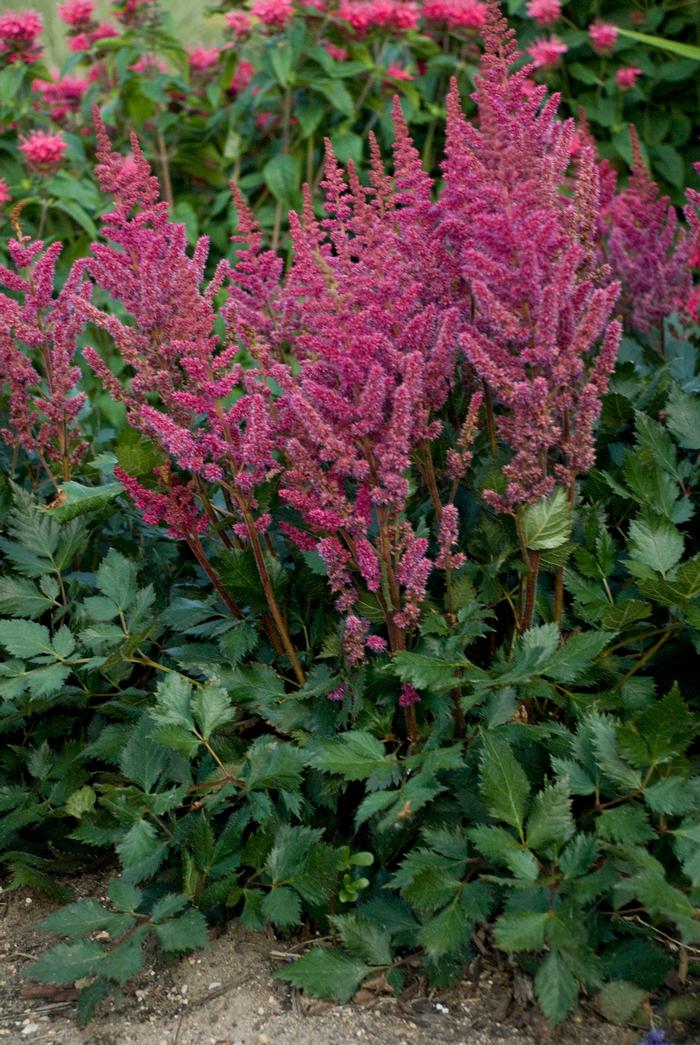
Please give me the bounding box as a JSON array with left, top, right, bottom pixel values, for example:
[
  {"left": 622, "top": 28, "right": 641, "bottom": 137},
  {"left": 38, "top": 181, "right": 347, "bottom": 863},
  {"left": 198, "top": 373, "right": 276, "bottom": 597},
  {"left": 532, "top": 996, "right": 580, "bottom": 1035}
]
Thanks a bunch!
[{"left": 0, "top": 875, "right": 695, "bottom": 1045}]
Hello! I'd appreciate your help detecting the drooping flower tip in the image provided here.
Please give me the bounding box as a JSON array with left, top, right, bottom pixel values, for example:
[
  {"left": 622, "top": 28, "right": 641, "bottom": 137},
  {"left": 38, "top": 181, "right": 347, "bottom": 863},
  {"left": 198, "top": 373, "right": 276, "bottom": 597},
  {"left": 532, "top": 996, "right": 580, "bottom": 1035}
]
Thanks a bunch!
[
  {"left": 525, "top": 0, "right": 560, "bottom": 27},
  {"left": 188, "top": 45, "right": 219, "bottom": 71},
  {"left": 19, "top": 129, "right": 67, "bottom": 173},
  {"left": 324, "top": 42, "right": 348, "bottom": 61},
  {"left": 528, "top": 34, "right": 567, "bottom": 69},
  {"left": 399, "top": 683, "right": 421, "bottom": 707},
  {"left": 57, "top": 0, "right": 95, "bottom": 27},
  {"left": 0, "top": 178, "right": 12, "bottom": 205},
  {"left": 327, "top": 685, "right": 345, "bottom": 702},
  {"left": 588, "top": 21, "right": 618, "bottom": 53},
  {"left": 615, "top": 65, "right": 642, "bottom": 89}
]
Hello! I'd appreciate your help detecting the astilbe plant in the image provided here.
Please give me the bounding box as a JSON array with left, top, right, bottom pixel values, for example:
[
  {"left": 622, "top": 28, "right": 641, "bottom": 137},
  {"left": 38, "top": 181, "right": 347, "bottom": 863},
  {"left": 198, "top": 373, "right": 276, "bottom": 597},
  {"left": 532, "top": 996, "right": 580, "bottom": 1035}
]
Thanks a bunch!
[
  {"left": 0, "top": 223, "right": 88, "bottom": 488},
  {"left": 440, "top": 2, "right": 622, "bottom": 515},
  {"left": 605, "top": 127, "right": 695, "bottom": 347}
]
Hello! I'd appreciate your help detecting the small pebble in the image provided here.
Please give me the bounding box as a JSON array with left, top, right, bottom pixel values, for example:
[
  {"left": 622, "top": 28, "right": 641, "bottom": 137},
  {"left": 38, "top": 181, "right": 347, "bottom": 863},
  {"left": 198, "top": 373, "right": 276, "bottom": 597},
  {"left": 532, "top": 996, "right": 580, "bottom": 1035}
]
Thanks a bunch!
[
  {"left": 21, "top": 1026, "right": 39, "bottom": 1038},
  {"left": 258, "top": 1035, "right": 270, "bottom": 1044},
  {"left": 208, "top": 981, "right": 223, "bottom": 990}
]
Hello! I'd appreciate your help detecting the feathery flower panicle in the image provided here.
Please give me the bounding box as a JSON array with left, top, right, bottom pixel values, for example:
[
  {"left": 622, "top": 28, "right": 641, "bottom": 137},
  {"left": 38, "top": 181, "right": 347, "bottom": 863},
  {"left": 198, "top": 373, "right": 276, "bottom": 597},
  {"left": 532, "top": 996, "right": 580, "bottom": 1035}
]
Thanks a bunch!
[
  {"left": 82, "top": 114, "right": 280, "bottom": 525},
  {"left": 441, "top": 1, "right": 620, "bottom": 510},
  {"left": 0, "top": 234, "right": 88, "bottom": 480},
  {"left": 606, "top": 128, "right": 694, "bottom": 335}
]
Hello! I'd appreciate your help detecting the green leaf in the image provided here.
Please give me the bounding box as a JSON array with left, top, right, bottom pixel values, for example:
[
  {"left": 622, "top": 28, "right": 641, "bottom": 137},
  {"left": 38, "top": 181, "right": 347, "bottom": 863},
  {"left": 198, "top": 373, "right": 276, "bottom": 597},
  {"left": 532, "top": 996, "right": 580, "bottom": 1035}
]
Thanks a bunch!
[
  {"left": 534, "top": 951, "right": 578, "bottom": 1023},
  {"left": 308, "top": 731, "right": 397, "bottom": 785},
  {"left": 261, "top": 886, "right": 302, "bottom": 929},
  {"left": 493, "top": 910, "right": 548, "bottom": 952},
  {"left": 26, "top": 940, "right": 104, "bottom": 985},
  {"left": 119, "top": 715, "right": 168, "bottom": 793},
  {"left": 390, "top": 650, "right": 464, "bottom": 691},
  {"left": 116, "top": 819, "right": 167, "bottom": 881},
  {"left": 108, "top": 879, "right": 143, "bottom": 912},
  {"left": 41, "top": 899, "right": 134, "bottom": 939},
  {"left": 96, "top": 550, "right": 138, "bottom": 612},
  {"left": 273, "top": 947, "right": 371, "bottom": 1002},
  {"left": 588, "top": 713, "right": 643, "bottom": 790},
  {"left": 192, "top": 684, "right": 234, "bottom": 740},
  {"left": 76, "top": 979, "right": 119, "bottom": 1027},
  {"left": 521, "top": 487, "right": 572, "bottom": 550},
  {"left": 596, "top": 981, "right": 648, "bottom": 1025},
  {"left": 329, "top": 914, "right": 393, "bottom": 965},
  {"left": 97, "top": 927, "right": 148, "bottom": 984},
  {"left": 479, "top": 734, "right": 530, "bottom": 837},
  {"left": 64, "top": 786, "right": 96, "bottom": 820},
  {"left": 0, "top": 576, "right": 54, "bottom": 619},
  {"left": 628, "top": 517, "right": 683, "bottom": 576},
  {"left": 49, "top": 482, "right": 123, "bottom": 522},
  {"left": 418, "top": 899, "right": 467, "bottom": 959},
  {"left": 153, "top": 908, "right": 209, "bottom": 953},
  {"left": 615, "top": 28, "right": 700, "bottom": 62},
  {"left": 526, "top": 781, "right": 575, "bottom": 852},
  {"left": 263, "top": 154, "right": 299, "bottom": 208},
  {"left": 0, "top": 619, "right": 52, "bottom": 658},
  {"left": 311, "top": 79, "right": 354, "bottom": 117},
  {"left": 666, "top": 386, "right": 700, "bottom": 449},
  {"left": 544, "top": 631, "right": 613, "bottom": 683}
]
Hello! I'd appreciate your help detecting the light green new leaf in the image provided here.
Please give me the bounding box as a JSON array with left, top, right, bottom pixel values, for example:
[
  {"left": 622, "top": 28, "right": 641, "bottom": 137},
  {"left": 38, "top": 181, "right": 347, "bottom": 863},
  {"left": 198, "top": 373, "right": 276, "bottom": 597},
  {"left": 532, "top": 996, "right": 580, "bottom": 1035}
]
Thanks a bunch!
[
  {"left": 628, "top": 517, "right": 683, "bottom": 576},
  {"left": 521, "top": 487, "right": 572, "bottom": 550},
  {"left": 48, "top": 482, "right": 123, "bottom": 523}
]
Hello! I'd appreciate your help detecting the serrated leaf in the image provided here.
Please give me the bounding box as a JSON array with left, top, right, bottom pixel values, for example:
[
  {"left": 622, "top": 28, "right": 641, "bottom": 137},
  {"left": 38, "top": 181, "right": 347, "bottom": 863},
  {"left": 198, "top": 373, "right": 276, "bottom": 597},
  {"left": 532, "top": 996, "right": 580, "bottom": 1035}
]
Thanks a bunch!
[
  {"left": 588, "top": 713, "right": 643, "bottom": 790},
  {"left": 0, "top": 619, "right": 52, "bottom": 658},
  {"left": 108, "top": 879, "right": 143, "bottom": 912},
  {"left": 418, "top": 899, "right": 467, "bottom": 959},
  {"left": 544, "top": 631, "right": 613, "bottom": 683},
  {"left": 98, "top": 927, "right": 148, "bottom": 984},
  {"left": 329, "top": 913, "right": 393, "bottom": 965},
  {"left": 493, "top": 910, "right": 548, "bottom": 952},
  {"left": 307, "top": 731, "right": 397, "bottom": 784},
  {"left": 596, "top": 981, "right": 648, "bottom": 1025},
  {"left": 192, "top": 684, "right": 234, "bottom": 740},
  {"left": 0, "top": 575, "right": 54, "bottom": 619},
  {"left": 96, "top": 550, "right": 137, "bottom": 612},
  {"left": 479, "top": 734, "right": 530, "bottom": 838},
  {"left": 41, "top": 899, "right": 134, "bottom": 939},
  {"left": 526, "top": 781, "right": 575, "bottom": 852},
  {"left": 26, "top": 940, "right": 104, "bottom": 985},
  {"left": 666, "top": 385, "right": 700, "bottom": 449},
  {"left": 150, "top": 893, "right": 189, "bottom": 923},
  {"left": 153, "top": 908, "right": 209, "bottom": 953},
  {"left": 521, "top": 487, "right": 572, "bottom": 550},
  {"left": 273, "top": 947, "right": 371, "bottom": 1002},
  {"left": 76, "top": 978, "right": 119, "bottom": 1027},
  {"left": 64, "top": 786, "right": 96, "bottom": 820},
  {"left": 261, "top": 886, "right": 302, "bottom": 929},
  {"left": 119, "top": 715, "right": 168, "bottom": 793},
  {"left": 116, "top": 819, "right": 167, "bottom": 881},
  {"left": 628, "top": 517, "right": 684, "bottom": 576},
  {"left": 534, "top": 951, "right": 578, "bottom": 1023}
]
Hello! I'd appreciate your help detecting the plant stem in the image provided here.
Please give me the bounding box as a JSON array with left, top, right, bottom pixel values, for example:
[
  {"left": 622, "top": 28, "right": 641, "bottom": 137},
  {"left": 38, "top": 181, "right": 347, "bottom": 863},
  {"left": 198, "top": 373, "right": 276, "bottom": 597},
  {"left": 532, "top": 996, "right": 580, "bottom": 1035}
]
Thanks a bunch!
[
  {"left": 156, "top": 130, "right": 174, "bottom": 210},
  {"left": 483, "top": 382, "right": 498, "bottom": 458},
  {"left": 523, "top": 550, "right": 540, "bottom": 631},
  {"left": 187, "top": 533, "right": 244, "bottom": 620}
]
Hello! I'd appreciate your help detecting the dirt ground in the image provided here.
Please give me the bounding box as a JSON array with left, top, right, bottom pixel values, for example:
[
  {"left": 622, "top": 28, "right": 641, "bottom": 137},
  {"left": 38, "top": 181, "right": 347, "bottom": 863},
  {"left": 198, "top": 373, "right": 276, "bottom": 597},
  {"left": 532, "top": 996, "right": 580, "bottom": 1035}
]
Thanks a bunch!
[{"left": 0, "top": 874, "right": 696, "bottom": 1045}]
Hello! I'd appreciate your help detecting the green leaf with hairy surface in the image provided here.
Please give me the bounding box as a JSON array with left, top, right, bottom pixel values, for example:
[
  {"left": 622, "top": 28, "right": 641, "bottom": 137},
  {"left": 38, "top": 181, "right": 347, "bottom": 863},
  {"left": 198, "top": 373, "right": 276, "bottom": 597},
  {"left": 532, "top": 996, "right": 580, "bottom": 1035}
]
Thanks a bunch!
[
  {"left": 307, "top": 731, "right": 398, "bottom": 785},
  {"left": 153, "top": 908, "right": 209, "bottom": 953},
  {"left": 493, "top": 910, "right": 548, "bottom": 952}
]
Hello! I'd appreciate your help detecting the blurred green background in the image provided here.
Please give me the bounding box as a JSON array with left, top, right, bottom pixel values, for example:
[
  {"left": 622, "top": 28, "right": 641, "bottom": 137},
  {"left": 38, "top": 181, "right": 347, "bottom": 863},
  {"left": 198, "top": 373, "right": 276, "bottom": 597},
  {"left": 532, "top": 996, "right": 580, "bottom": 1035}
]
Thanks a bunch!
[{"left": 2, "top": 0, "right": 219, "bottom": 61}]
